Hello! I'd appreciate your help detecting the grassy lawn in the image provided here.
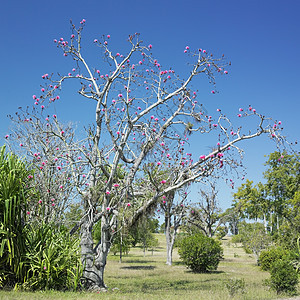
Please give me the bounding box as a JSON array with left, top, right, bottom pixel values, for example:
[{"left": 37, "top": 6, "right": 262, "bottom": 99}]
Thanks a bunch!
[{"left": 0, "top": 234, "right": 299, "bottom": 299}]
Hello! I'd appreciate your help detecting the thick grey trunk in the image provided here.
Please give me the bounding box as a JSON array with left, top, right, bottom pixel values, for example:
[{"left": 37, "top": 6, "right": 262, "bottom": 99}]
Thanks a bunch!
[{"left": 80, "top": 215, "right": 111, "bottom": 290}]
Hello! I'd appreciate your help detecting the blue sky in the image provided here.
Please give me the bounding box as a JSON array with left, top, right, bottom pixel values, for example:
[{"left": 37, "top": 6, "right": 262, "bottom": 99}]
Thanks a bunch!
[{"left": 1, "top": 0, "right": 299, "bottom": 209}]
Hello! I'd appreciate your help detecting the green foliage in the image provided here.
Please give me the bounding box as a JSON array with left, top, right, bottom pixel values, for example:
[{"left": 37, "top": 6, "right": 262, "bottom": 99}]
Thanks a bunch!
[
  {"left": 231, "top": 234, "right": 242, "bottom": 244},
  {"left": 23, "top": 223, "right": 82, "bottom": 291},
  {"left": 214, "top": 225, "right": 228, "bottom": 240},
  {"left": 238, "top": 222, "right": 271, "bottom": 261},
  {"left": 266, "top": 259, "right": 298, "bottom": 295},
  {"left": 0, "top": 146, "right": 35, "bottom": 286},
  {"left": 129, "top": 217, "right": 159, "bottom": 249},
  {"left": 110, "top": 231, "right": 133, "bottom": 256},
  {"left": 224, "top": 278, "right": 245, "bottom": 296},
  {"left": 259, "top": 246, "right": 296, "bottom": 271},
  {"left": 178, "top": 233, "right": 223, "bottom": 273}
]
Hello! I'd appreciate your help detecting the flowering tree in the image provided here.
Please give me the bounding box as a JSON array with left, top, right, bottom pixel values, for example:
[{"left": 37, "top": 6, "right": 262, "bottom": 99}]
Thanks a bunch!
[
  {"left": 6, "top": 19, "right": 288, "bottom": 290},
  {"left": 8, "top": 108, "right": 83, "bottom": 224}
]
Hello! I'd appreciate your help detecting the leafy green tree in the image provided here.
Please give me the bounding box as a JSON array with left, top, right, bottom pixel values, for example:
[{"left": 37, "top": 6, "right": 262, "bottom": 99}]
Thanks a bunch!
[
  {"left": 264, "top": 152, "right": 300, "bottom": 233},
  {"left": 238, "top": 221, "right": 271, "bottom": 263},
  {"left": 130, "top": 216, "right": 159, "bottom": 257}
]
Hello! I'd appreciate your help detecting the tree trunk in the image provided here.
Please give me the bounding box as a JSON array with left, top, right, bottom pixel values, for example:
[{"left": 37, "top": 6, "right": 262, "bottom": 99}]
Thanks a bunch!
[
  {"left": 263, "top": 213, "right": 267, "bottom": 234},
  {"left": 119, "top": 231, "right": 123, "bottom": 263},
  {"left": 80, "top": 215, "right": 111, "bottom": 290},
  {"left": 165, "top": 212, "right": 176, "bottom": 265}
]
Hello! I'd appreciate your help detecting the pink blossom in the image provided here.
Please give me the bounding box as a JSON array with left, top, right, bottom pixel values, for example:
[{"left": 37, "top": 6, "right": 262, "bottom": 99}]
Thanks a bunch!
[
  {"left": 157, "top": 162, "right": 161, "bottom": 166},
  {"left": 26, "top": 211, "right": 30, "bottom": 215},
  {"left": 148, "top": 44, "right": 152, "bottom": 49},
  {"left": 96, "top": 70, "right": 100, "bottom": 74},
  {"left": 59, "top": 185, "right": 63, "bottom": 189},
  {"left": 185, "top": 46, "right": 189, "bottom": 50},
  {"left": 54, "top": 39, "right": 57, "bottom": 43},
  {"left": 5, "top": 135, "right": 8, "bottom": 139},
  {"left": 118, "top": 93, "right": 123, "bottom": 98},
  {"left": 184, "top": 50, "right": 187, "bottom": 53},
  {"left": 53, "top": 114, "right": 57, "bottom": 118},
  {"left": 52, "top": 203, "right": 55, "bottom": 207},
  {"left": 113, "top": 184, "right": 119, "bottom": 187},
  {"left": 200, "top": 155, "right": 205, "bottom": 160},
  {"left": 278, "top": 121, "right": 282, "bottom": 125},
  {"left": 33, "top": 95, "right": 37, "bottom": 99},
  {"left": 20, "top": 143, "right": 23, "bottom": 147},
  {"left": 61, "top": 130, "right": 65, "bottom": 135},
  {"left": 38, "top": 200, "right": 42, "bottom": 204},
  {"left": 239, "top": 108, "right": 243, "bottom": 112},
  {"left": 81, "top": 19, "right": 86, "bottom": 23},
  {"left": 94, "top": 39, "right": 98, "bottom": 43},
  {"left": 116, "top": 131, "right": 120, "bottom": 135},
  {"left": 160, "top": 180, "right": 166, "bottom": 184},
  {"left": 211, "top": 90, "right": 215, "bottom": 94},
  {"left": 238, "top": 114, "right": 242, "bottom": 117},
  {"left": 212, "top": 124, "right": 218, "bottom": 127},
  {"left": 106, "top": 207, "right": 110, "bottom": 211},
  {"left": 107, "top": 34, "right": 111, "bottom": 39},
  {"left": 127, "top": 203, "right": 131, "bottom": 207},
  {"left": 163, "top": 201, "right": 166, "bottom": 204},
  {"left": 106, "top": 191, "right": 111, "bottom": 195},
  {"left": 252, "top": 109, "right": 256, "bottom": 113}
]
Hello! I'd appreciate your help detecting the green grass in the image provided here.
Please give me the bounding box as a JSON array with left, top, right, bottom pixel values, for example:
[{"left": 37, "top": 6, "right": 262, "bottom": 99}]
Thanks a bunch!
[{"left": 1, "top": 234, "right": 299, "bottom": 299}]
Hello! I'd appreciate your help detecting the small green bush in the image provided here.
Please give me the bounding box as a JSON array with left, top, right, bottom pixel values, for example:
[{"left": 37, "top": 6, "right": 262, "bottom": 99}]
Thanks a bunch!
[
  {"left": 178, "top": 233, "right": 223, "bottom": 273},
  {"left": 259, "top": 246, "right": 296, "bottom": 271},
  {"left": 267, "top": 259, "right": 298, "bottom": 295},
  {"left": 224, "top": 278, "right": 245, "bottom": 296}
]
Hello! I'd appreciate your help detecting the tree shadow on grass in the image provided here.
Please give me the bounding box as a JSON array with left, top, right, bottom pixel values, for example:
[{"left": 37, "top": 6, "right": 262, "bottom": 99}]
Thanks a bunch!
[
  {"left": 184, "top": 269, "right": 225, "bottom": 274},
  {"left": 121, "top": 265, "right": 156, "bottom": 270},
  {"left": 125, "top": 259, "right": 155, "bottom": 264}
]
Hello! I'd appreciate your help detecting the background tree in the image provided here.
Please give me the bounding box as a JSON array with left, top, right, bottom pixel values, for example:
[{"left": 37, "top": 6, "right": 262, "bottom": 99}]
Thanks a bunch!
[
  {"left": 8, "top": 20, "right": 289, "bottom": 290},
  {"left": 188, "top": 183, "right": 225, "bottom": 237}
]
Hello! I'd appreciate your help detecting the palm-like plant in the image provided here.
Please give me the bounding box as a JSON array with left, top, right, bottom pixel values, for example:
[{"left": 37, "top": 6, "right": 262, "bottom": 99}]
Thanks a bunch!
[{"left": 0, "top": 145, "right": 35, "bottom": 286}]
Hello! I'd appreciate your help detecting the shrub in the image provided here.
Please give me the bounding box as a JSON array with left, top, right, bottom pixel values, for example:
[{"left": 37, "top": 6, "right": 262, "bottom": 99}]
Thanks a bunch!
[
  {"left": 224, "top": 278, "right": 245, "bottom": 296},
  {"left": 267, "top": 259, "right": 298, "bottom": 295},
  {"left": 259, "top": 246, "right": 296, "bottom": 271},
  {"left": 23, "top": 224, "right": 82, "bottom": 291},
  {"left": 178, "top": 233, "right": 223, "bottom": 272}
]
